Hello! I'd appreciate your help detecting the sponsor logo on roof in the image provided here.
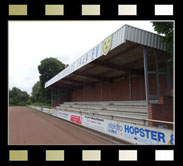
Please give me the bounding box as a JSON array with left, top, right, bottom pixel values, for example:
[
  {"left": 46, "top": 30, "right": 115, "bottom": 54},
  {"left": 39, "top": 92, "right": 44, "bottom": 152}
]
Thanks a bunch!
[{"left": 103, "top": 35, "right": 112, "bottom": 55}]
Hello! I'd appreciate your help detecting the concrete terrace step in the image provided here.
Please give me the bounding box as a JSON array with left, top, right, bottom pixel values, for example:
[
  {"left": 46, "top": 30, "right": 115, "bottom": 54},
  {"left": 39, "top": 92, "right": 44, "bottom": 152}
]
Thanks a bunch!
[
  {"left": 55, "top": 101, "right": 149, "bottom": 123},
  {"left": 59, "top": 104, "right": 104, "bottom": 110},
  {"left": 100, "top": 111, "right": 147, "bottom": 119},
  {"left": 108, "top": 102, "right": 146, "bottom": 107},
  {"left": 105, "top": 106, "right": 147, "bottom": 113},
  {"left": 56, "top": 106, "right": 102, "bottom": 112},
  {"left": 57, "top": 104, "right": 147, "bottom": 113},
  {"left": 57, "top": 106, "right": 147, "bottom": 114},
  {"left": 63, "top": 100, "right": 158, "bottom": 105},
  {"left": 64, "top": 100, "right": 146, "bottom": 104},
  {"left": 56, "top": 106, "right": 147, "bottom": 116},
  {"left": 55, "top": 107, "right": 147, "bottom": 120},
  {"left": 61, "top": 103, "right": 146, "bottom": 109}
]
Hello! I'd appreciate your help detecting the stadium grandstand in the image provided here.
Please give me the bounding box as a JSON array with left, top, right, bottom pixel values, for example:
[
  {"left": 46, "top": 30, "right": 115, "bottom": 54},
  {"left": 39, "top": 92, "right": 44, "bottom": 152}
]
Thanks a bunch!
[{"left": 44, "top": 24, "right": 173, "bottom": 130}]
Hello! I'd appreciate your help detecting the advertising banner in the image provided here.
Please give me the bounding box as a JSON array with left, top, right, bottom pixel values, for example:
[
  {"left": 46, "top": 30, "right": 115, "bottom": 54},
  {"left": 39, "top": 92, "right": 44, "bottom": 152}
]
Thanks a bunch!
[
  {"left": 36, "top": 106, "right": 42, "bottom": 111},
  {"left": 82, "top": 115, "right": 106, "bottom": 133},
  {"left": 43, "top": 108, "right": 49, "bottom": 114},
  {"left": 106, "top": 120, "right": 123, "bottom": 138},
  {"left": 106, "top": 120, "right": 174, "bottom": 145},
  {"left": 70, "top": 113, "right": 82, "bottom": 125},
  {"left": 57, "top": 110, "right": 70, "bottom": 121},
  {"left": 52, "top": 109, "right": 58, "bottom": 117},
  {"left": 48, "top": 109, "right": 53, "bottom": 115},
  {"left": 30, "top": 105, "right": 35, "bottom": 109}
]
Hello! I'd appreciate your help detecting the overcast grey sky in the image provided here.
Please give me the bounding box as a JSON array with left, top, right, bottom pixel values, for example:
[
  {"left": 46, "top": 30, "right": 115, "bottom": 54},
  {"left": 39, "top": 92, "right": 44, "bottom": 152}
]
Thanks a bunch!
[{"left": 9, "top": 21, "right": 157, "bottom": 95}]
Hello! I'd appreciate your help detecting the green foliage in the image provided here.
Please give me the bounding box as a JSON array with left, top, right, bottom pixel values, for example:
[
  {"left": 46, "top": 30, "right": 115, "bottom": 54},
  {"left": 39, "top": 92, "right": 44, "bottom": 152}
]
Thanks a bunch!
[
  {"left": 9, "top": 87, "right": 30, "bottom": 106},
  {"left": 38, "top": 57, "right": 66, "bottom": 88},
  {"left": 31, "top": 81, "right": 41, "bottom": 103},
  {"left": 152, "top": 22, "right": 173, "bottom": 64},
  {"left": 31, "top": 80, "right": 50, "bottom": 104},
  {"left": 31, "top": 57, "right": 66, "bottom": 105}
]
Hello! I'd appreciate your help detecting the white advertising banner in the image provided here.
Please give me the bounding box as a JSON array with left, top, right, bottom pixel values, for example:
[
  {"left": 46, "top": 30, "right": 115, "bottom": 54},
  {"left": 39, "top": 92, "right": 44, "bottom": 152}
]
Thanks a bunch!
[
  {"left": 37, "top": 107, "right": 42, "bottom": 111},
  {"left": 29, "top": 105, "right": 35, "bottom": 109},
  {"left": 106, "top": 119, "right": 174, "bottom": 145},
  {"left": 82, "top": 115, "right": 106, "bottom": 133},
  {"left": 52, "top": 109, "right": 58, "bottom": 117},
  {"left": 43, "top": 108, "right": 49, "bottom": 113},
  {"left": 57, "top": 110, "right": 70, "bottom": 121}
]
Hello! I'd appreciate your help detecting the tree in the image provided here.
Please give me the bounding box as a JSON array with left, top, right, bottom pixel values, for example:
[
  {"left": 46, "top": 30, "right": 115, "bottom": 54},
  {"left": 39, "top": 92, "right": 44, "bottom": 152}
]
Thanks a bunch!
[
  {"left": 152, "top": 22, "right": 173, "bottom": 64},
  {"left": 31, "top": 80, "right": 50, "bottom": 104},
  {"left": 9, "top": 87, "right": 30, "bottom": 106},
  {"left": 38, "top": 58, "right": 66, "bottom": 88},
  {"left": 31, "top": 58, "right": 66, "bottom": 104},
  {"left": 31, "top": 81, "right": 41, "bottom": 103}
]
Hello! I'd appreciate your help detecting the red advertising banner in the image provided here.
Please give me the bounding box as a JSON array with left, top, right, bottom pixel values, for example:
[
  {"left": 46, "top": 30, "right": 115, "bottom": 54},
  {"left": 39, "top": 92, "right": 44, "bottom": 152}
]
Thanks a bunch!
[{"left": 70, "top": 114, "right": 82, "bottom": 124}]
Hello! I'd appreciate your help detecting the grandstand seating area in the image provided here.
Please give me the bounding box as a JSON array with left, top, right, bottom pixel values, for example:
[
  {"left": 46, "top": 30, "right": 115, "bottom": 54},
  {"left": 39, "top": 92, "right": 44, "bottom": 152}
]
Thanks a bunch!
[{"left": 55, "top": 100, "right": 157, "bottom": 125}]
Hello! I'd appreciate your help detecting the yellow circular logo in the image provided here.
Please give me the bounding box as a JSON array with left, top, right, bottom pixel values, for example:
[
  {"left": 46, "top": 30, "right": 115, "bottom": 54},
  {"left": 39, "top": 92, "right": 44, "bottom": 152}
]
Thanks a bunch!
[
  {"left": 49, "top": 109, "right": 52, "bottom": 114},
  {"left": 103, "top": 36, "right": 112, "bottom": 55}
]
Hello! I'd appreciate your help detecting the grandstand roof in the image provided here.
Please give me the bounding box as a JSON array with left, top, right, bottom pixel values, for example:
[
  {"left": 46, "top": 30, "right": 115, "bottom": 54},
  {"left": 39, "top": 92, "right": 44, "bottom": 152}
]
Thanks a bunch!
[{"left": 45, "top": 24, "right": 168, "bottom": 89}]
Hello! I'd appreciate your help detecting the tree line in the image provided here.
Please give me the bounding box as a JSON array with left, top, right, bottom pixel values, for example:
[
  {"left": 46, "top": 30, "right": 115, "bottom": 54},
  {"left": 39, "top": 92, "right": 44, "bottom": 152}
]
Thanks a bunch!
[
  {"left": 9, "top": 87, "right": 30, "bottom": 106},
  {"left": 9, "top": 57, "right": 67, "bottom": 106}
]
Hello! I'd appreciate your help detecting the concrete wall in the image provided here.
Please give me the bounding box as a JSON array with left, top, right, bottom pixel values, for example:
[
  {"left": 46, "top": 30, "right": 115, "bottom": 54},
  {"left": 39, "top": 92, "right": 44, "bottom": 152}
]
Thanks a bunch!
[{"left": 148, "top": 96, "right": 173, "bottom": 129}]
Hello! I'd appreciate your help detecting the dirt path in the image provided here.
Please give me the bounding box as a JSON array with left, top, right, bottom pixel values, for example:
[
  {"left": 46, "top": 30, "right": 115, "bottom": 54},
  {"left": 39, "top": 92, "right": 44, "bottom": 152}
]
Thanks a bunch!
[{"left": 9, "top": 106, "right": 119, "bottom": 145}]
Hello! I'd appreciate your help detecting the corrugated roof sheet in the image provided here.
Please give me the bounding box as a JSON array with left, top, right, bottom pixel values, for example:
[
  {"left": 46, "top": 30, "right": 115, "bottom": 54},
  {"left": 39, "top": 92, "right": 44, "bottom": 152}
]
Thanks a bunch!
[{"left": 45, "top": 24, "right": 167, "bottom": 88}]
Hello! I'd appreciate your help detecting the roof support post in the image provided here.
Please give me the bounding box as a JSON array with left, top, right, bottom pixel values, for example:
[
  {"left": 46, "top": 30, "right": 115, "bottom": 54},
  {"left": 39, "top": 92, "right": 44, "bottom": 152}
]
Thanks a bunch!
[
  {"left": 155, "top": 51, "right": 160, "bottom": 101},
  {"left": 129, "top": 74, "right": 132, "bottom": 101},
  {"left": 51, "top": 88, "right": 53, "bottom": 108},
  {"left": 101, "top": 81, "right": 103, "bottom": 101},
  {"left": 84, "top": 85, "right": 86, "bottom": 102},
  {"left": 143, "top": 47, "right": 149, "bottom": 120},
  {"left": 110, "top": 84, "right": 112, "bottom": 101},
  {"left": 166, "top": 58, "right": 171, "bottom": 96},
  {"left": 140, "top": 78, "right": 143, "bottom": 100},
  {"left": 58, "top": 89, "right": 60, "bottom": 104},
  {"left": 53, "top": 89, "right": 56, "bottom": 106},
  {"left": 73, "top": 89, "right": 74, "bottom": 101}
]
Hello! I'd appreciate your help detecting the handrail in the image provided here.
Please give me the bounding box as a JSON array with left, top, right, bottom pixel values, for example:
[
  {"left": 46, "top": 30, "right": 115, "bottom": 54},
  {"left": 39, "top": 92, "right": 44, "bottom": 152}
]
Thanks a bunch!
[{"left": 144, "top": 119, "right": 174, "bottom": 124}]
